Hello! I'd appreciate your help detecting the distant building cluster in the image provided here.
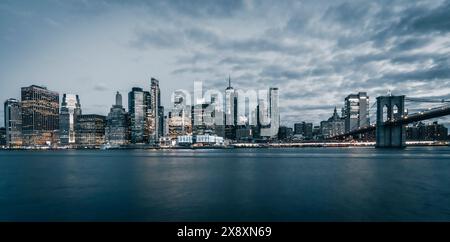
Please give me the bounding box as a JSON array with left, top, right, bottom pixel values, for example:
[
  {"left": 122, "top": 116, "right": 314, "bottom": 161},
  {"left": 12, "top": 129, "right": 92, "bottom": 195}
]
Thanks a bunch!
[
  {"left": 1, "top": 82, "right": 449, "bottom": 148},
  {"left": 1, "top": 78, "right": 282, "bottom": 149},
  {"left": 277, "top": 92, "right": 448, "bottom": 142},
  {"left": 406, "top": 122, "right": 448, "bottom": 141}
]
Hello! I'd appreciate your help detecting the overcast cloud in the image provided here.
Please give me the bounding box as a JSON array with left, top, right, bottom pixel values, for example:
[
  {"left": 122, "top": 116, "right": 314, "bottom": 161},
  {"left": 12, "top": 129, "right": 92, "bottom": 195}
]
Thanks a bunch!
[{"left": 1, "top": 0, "right": 449, "bottom": 127}]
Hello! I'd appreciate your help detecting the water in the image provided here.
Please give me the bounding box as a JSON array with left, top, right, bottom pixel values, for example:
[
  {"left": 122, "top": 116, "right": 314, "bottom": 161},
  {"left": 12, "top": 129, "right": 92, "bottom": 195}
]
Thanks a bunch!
[{"left": 1, "top": 147, "right": 450, "bottom": 221}]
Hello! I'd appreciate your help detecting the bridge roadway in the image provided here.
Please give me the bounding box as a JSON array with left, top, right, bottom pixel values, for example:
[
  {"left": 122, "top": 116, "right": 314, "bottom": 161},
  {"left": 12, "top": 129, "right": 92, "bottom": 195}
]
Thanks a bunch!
[{"left": 331, "top": 104, "right": 450, "bottom": 140}]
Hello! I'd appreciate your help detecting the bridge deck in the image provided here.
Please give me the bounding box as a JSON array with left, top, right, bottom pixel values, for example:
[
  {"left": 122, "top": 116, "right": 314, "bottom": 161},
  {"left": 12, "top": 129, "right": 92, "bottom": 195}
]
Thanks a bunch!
[{"left": 330, "top": 105, "right": 450, "bottom": 139}]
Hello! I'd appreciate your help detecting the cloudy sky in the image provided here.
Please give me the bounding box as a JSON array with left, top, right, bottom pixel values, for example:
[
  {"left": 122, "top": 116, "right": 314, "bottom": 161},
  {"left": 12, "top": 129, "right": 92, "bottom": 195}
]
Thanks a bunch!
[{"left": 1, "top": 0, "right": 450, "bottom": 127}]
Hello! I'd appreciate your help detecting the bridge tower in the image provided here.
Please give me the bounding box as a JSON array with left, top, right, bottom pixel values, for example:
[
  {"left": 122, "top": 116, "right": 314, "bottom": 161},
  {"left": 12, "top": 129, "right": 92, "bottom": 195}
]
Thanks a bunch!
[{"left": 376, "top": 95, "right": 406, "bottom": 148}]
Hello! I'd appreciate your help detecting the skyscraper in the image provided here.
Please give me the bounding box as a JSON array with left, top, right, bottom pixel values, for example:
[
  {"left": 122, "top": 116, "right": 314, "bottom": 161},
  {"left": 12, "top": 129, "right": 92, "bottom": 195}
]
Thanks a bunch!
[
  {"left": 224, "top": 76, "right": 237, "bottom": 139},
  {"left": 59, "top": 94, "right": 81, "bottom": 145},
  {"left": 21, "top": 85, "right": 59, "bottom": 146},
  {"left": 4, "top": 98, "right": 22, "bottom": 147},
  {"left": 128, "top": 87, "right": 150, "bottom": 144},
  {"left": 344, "top": 92, "right": 370, "bottom": 132},
  {"left": 106, "top": 92, "right": 129, "bottom": 146},
  {"left": 149, "top": 78, "right": 162, "bottom": 143},
  {"left": 260, "top": 87, "right": 279, "bottom": 139}
]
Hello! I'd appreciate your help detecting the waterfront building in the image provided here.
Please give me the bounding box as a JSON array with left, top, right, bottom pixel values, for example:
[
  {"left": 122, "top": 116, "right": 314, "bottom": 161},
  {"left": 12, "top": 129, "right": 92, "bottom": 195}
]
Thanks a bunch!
[
  {"left": 59, "top": 94, "right": 81, "bottom": 146},
  {"left": 75, "top": 114, "right": 106, "bottom": 148},
  {"left": 194, "top": 134, "right": 224, "bottom": 146},
  {"left": 159, "top": 136, "right": 173, "bottom": 147},
  {"left": 0, "top": 127, "right": 6, "bottom": 146},
  {"left": 260, "top": 87, "right": 280, "bottom": 139},
  {"left": 149, "top": 78, "right": 161, "bottom": 144},
  {"left": 236, "top": 125, "right": 253, "bottom": 141},
  {"left": 177, "top": 135, "right": 193, "bottom": 146},
  {"left": 21, "top": 85, "right": 59, "bottom": 146},
  {"left": 344, "top": 92, "right": 370, "bottom": 132},
  {"left": 320, "top": 107, "right": 345, "bottom": 138},
  {"left": 168, "top": 91, "right": 192, "bottom": 139},
  {"left": 168, "top": 111, "right": 192, "bottom": 139},
  {"left": 4, "top": 98, "right": 22, "bottom": 147},
  {"left": 294, "top": 122, "right": 313, "bottom": 140},
  {"left": 163, "top": 114, "right": 169, "bottom": 137},
  {"left": 128, "top": 87, "right": 150, "bottom": 144},
  {"left": 312, "top": 125, "right": 321, "bottom": 139},
  {"left": 158, "top": 105, "right": 164, "bottom": 139},
  {"left": 406, "top": 121, "right": 449, "bottom": 141},
  {"left": 192, "top": 104, "right": 215, "bottom": 135},
  {"left": 106, "top": 92, "right": 129, "bottom": 146},
  {"left": 278, "top": 126, "right": 294, "bottom": 141}
]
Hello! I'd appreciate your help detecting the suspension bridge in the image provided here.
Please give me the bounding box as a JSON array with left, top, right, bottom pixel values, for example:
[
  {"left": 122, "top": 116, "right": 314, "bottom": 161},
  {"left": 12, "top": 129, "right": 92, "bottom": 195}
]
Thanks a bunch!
[{"left": 330, "top": 95, "right": 450, "bottom": 148}]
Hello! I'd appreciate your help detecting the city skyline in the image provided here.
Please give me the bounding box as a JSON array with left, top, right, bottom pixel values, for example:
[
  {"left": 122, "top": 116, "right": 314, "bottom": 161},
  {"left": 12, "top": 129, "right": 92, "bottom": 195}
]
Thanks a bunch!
[{"left": 1, "top": 0, "right": 450, "bottom": 128}]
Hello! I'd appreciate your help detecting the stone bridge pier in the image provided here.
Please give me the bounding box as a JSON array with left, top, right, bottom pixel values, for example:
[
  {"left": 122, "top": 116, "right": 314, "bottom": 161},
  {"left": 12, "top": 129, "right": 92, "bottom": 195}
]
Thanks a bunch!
[{"left": 376, "top": 95, "right": 406, "bottom": 148}]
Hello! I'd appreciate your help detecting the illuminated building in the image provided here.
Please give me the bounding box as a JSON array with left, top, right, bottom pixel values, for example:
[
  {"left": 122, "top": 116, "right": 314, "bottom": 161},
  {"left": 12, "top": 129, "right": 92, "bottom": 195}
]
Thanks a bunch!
[{"left": 21, "top": 85, "right": 59, "bottom": 146}]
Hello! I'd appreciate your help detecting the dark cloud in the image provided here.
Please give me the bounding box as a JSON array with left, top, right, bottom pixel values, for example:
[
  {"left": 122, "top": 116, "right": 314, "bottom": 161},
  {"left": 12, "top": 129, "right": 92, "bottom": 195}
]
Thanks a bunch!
[
  {"left": 1, "top": 0, "right": 450, "bottom": 129},
  {"left": 322, "top": 1, "right": 373, "bottom": 26}
]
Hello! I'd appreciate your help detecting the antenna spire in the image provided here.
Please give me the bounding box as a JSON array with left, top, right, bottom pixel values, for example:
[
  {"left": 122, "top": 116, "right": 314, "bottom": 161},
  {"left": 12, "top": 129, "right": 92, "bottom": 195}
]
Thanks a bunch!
[{"left": 228, "top": 75, "right": 231, "bottom": 88}]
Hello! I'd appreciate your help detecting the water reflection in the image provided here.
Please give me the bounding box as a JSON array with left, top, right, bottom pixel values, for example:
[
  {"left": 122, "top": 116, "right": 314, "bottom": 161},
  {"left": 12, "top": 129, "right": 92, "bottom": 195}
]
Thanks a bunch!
[{"left": 0, "top": 147, "right": 450, "bottom": 221}]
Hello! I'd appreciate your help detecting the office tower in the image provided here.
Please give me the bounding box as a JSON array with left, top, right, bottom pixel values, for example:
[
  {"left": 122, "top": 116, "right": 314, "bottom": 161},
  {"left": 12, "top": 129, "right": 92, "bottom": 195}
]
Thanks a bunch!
[
  {"left": 344, "top": 92, "right": 369, "bottom": 132},
  {"left": 406, "top": 121, "right": 449, "bottom": 141},
  {"left": 168, "top": 111, "right": 192, "bottom": 138},
  {"left": 21, "top": 85, "right": 59, "bottom": 146},
  {"left": 303, "top": 122, "right": 313, "bottom": 139},
  {"left": 163, "top": 115, "right": 169, "bottom": 137},
  {"left": 192, "top": 104, "right": 215, "bottom": 135},
  {"left": 294, "top": 123, "right": 302, "bottom": 135},
  {"left": 149, "top": 78, "right": 161, "bottom": 143},
  {"left": 168, "top": 91, "right": 192, "bottom": 139},
  {"left": 208, "top": 92, "right": 225, "bottom": 138},
  {"left": 260, "top": 87, "right": 279, "bottom": 139},
  {"left": 75, "top": 114, "right": 106, "bottom": 147},
  {"left": 128, "top": 87, "right": 150, "bottom": 144},
  {"left": 320, "top": 107, "right": 345, "bottom": 138},
  {"left": 4, "top": 98, "right": 22, "bottom": 147},
  {"left": 0, "top": 127, "right": 6, "bottom": 146},
  {"left": 278, "top": 126, "right": 294, "bottom": 140},
  {"left": 158, "top": 106, "right": 164, "bottom": 137},
  {"left": 224, "top": 76, "right": 237, "bottom": 139},
  {"left": 236, "top": 125, "right": 253, "bottom": 141},
  {"left": 59, "top": 94, "right": 81, "bottom": 145},
  {"left": 106, "top": 92, "right": 129, "bottom": 146},
  {"left": 294, "top": 122, "right": 313, "bottom": 139}
]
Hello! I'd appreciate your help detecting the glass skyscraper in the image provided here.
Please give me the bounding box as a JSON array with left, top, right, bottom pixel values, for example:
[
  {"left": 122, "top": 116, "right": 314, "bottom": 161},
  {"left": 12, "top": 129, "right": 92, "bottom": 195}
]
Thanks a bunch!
[
  {"left": 59, "top": 94, "right": 81, "bottom": 145},
  {"left": 128, "top": 87, "right": 150, "bottom": 144},
  {"left": 149, "top": 78, "right": 162, "bottom": 143},
  {"left": 260, "top": 87, "right": 279, "bottom": 139},
  {"left": 344, "top": 92, "right": 370, "bottom": 132},
  {"left": 21, "top": 85, "right": 59, "bottom": 146},
  {"left": 4, "top": 98, "right": 22, "bottom": 147}
]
